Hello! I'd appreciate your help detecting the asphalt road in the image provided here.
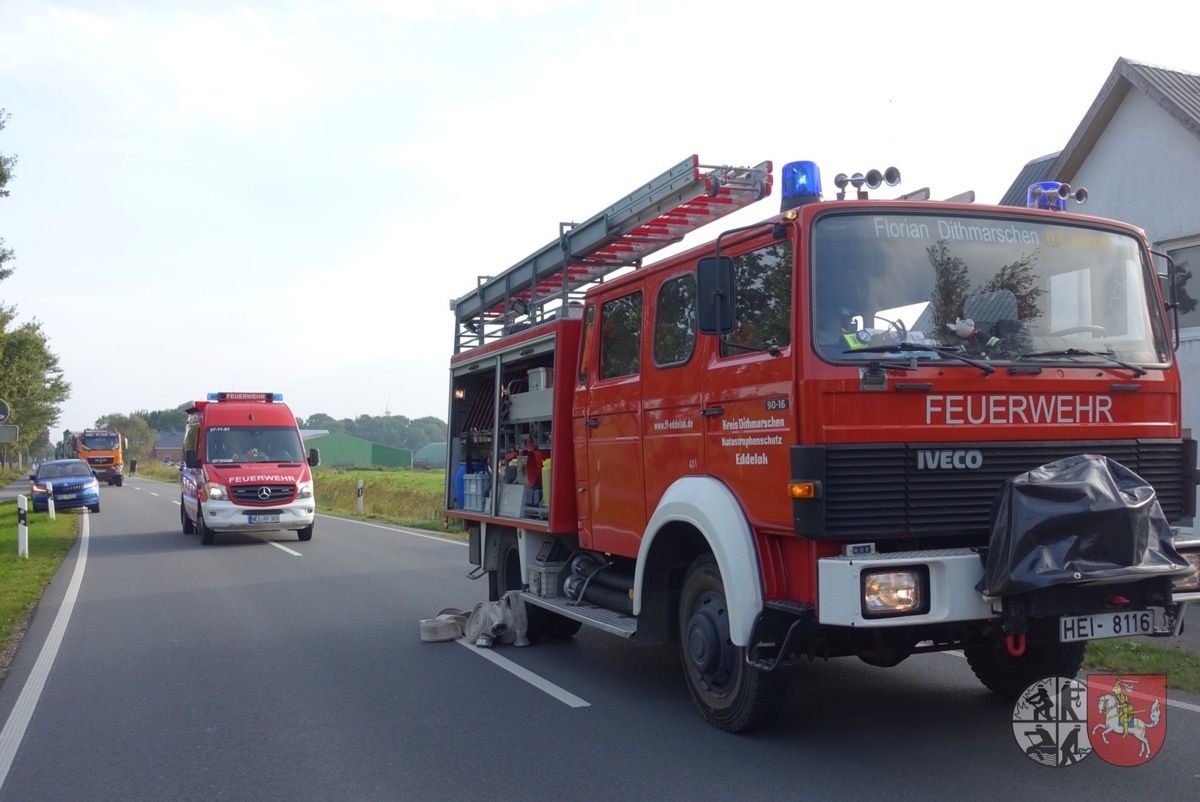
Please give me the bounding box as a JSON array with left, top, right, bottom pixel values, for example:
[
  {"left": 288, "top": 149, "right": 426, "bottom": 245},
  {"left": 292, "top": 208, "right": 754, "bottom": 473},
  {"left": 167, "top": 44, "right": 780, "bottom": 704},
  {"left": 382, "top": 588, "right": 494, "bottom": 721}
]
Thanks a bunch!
[{"left": 1, "top": 477, "right": 1198, "bottom": 800}]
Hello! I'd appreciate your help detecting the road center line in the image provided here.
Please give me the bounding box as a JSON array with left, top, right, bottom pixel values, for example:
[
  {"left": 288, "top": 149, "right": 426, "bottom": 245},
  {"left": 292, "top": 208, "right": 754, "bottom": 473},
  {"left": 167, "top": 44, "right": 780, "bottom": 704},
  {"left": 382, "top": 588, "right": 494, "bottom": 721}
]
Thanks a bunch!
[
  {"left": 266, "top": 541, "right": 302, "bottom": 556},
  {"left": 456, "top": 639, "right": 590, "bottom": 708},
  {"left": 0, "top": 514, "right": 90, "bottom": 787}
]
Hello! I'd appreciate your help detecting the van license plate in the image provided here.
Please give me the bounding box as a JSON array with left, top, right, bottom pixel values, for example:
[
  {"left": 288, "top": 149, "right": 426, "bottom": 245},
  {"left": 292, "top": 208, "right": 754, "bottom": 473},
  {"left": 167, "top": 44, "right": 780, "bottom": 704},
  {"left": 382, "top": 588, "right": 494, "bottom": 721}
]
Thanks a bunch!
[
  {"left": 249, "top": 514, "right": 280, "bottom": 524},
  {"left": 1060, "top": 611, "right": 1153, "bottom": 642}
]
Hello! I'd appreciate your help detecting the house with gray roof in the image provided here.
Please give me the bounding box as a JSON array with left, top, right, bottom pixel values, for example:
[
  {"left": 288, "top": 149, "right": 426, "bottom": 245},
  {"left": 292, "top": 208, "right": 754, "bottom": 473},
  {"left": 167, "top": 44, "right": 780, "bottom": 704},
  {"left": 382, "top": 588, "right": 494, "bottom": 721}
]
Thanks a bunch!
[{"left": 1001, "top": 57, "right": 1200, "bottom": 523}]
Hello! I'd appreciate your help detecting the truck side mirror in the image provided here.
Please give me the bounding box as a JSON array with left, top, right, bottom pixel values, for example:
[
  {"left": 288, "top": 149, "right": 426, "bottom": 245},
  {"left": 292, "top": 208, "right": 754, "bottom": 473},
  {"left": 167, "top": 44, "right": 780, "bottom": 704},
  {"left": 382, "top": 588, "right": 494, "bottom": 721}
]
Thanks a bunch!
[
  {"left": 308, "top": 447, "right": 321, "bottom": 468},
  {"left": 697, "top": 255, "right": 736, "bottom": 335}
]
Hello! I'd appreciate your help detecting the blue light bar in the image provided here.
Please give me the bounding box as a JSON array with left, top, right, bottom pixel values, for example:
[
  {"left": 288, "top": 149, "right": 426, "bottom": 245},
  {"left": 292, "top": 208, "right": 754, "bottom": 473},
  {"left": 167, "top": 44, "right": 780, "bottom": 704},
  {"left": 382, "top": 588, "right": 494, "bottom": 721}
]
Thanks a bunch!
[
  {"left": 1027, "top": 181, "right": 1067, "bottom": 211},
  {"left": 780, "top": 161, "right": 822, "bottom": 212},
  {"left": 208, "top": 392, "right": 283, "bottom": 402}
]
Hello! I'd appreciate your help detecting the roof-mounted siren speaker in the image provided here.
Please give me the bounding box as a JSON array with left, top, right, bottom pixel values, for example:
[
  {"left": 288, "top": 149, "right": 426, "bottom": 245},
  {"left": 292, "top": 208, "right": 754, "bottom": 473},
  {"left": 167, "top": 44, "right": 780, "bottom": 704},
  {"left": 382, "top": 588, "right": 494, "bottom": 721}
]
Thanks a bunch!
[
  {"left": 1027, "top": 180, "right": 1088, "bottom": 212},
  {"left": 865, "top": 167, "right": 902, "bottom": 190}
]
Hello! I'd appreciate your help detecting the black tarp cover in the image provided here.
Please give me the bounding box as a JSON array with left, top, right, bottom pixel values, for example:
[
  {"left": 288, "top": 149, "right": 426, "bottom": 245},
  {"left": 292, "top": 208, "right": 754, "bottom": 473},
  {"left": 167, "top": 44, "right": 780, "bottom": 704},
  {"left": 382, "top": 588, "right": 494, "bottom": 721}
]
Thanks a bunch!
[{"left": 977, "top": 454, "right": 1193, "bottom": 597}]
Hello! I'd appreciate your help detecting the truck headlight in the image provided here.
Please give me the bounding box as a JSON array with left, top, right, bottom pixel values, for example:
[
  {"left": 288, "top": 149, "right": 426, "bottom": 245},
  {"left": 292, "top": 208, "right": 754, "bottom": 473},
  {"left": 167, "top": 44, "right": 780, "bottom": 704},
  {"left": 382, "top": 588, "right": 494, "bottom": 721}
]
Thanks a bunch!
[
  {"left": 862, "top": 567, "right": 928, "bottom": 617},
  {"left": 296, "top": 480, "right": 313, "bottom": 499}
]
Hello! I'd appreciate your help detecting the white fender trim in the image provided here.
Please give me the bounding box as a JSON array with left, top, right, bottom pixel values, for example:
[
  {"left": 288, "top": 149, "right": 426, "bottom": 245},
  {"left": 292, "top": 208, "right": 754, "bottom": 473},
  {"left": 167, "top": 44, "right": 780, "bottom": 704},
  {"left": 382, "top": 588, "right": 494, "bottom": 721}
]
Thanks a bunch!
[{"left": 636, "top": 476, "right": 762, "bottom": 646}]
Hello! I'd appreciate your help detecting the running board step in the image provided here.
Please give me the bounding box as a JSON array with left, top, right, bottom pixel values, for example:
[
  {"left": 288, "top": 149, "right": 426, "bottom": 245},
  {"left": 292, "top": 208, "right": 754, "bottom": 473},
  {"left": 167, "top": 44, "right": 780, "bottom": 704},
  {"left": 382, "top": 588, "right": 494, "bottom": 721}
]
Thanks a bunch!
[{"left": 521, "top": 593, "right": 637, "bottom": 638}]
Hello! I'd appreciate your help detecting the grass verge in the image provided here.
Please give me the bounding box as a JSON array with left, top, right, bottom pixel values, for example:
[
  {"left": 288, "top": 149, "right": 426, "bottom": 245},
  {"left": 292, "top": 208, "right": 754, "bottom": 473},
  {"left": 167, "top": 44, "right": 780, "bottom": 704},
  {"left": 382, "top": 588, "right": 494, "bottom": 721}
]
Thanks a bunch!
[
  {"left": 0, "top": 494, "right": 80, "bottom": 683},
  {"left": 1084, "top": 621, "right": 1200, "bottom": 695}
]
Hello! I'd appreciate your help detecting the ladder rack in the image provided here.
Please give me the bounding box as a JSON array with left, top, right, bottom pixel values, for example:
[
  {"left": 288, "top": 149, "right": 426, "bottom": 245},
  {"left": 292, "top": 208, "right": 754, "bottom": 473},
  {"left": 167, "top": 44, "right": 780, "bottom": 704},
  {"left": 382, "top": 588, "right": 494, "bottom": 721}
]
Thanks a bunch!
[{"left": 451, "top": 155, "right": 772, "bottom": 353}]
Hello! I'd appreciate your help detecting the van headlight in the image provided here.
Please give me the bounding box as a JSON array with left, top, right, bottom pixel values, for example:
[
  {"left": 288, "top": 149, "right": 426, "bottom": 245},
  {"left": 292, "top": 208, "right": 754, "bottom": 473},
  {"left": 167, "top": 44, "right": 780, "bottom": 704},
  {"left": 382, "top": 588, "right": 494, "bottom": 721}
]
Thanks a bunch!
[
  {"left": 296, "top": 480, "right": 313, "bottom": 499},
  {"left": 206, "top": 482, "right": 227, "bottom": 501},
  {"left": 862, "top": 567, "right": 929, "bottom": 617}
]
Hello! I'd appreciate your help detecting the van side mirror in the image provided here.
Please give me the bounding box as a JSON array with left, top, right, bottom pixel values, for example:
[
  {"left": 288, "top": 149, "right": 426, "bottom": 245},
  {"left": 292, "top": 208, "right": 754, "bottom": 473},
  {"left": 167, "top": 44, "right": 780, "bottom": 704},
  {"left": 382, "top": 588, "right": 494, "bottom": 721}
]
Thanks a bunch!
[
  {"left": 697, "top": 255, "right": 736, "bottom": 335},
  {"left": 308, "top": 447, "right": 321, "bottom": 468}
]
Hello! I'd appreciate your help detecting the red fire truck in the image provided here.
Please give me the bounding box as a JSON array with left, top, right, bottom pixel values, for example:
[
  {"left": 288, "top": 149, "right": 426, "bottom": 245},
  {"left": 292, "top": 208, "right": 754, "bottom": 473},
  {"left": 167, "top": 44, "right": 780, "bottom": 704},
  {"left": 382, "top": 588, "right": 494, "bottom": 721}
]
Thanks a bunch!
[{"left": 445, "top": 155, "right": 1200, "bottom": 732}]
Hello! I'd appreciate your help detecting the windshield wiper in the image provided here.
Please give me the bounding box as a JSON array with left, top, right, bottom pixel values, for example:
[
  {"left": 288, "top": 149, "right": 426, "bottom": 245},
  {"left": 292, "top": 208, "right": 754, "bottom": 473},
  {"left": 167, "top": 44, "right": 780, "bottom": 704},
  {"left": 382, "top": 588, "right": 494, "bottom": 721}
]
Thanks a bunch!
[
  {"left": 1016, "top": 347, "right": 1147, "bottom": 377},
  {"left": 847, "top": 342, "right": 996, "bottom": 375}
]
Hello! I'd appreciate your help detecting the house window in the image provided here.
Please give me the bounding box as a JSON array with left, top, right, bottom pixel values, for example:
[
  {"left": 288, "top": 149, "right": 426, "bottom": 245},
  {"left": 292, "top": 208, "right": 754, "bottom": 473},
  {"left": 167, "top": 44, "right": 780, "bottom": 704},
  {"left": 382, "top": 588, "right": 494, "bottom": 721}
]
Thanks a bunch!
[{"left": 1165, "top": 241, "right": 1200, "bottom": 330}]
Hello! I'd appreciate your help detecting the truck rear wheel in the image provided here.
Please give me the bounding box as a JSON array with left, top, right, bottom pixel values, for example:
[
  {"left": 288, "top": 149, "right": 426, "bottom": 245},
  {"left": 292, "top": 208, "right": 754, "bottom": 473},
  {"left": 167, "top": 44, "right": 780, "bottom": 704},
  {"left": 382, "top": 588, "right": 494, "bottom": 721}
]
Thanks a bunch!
[
  {"left": 679, "top": 553, "right": 787, "bottom": 733},
  {"left": 490, "top": 532, "right": 581, "bottom": 640},
  {"left": 964, "top": 629, "right": 1086, "bottom": 698}
]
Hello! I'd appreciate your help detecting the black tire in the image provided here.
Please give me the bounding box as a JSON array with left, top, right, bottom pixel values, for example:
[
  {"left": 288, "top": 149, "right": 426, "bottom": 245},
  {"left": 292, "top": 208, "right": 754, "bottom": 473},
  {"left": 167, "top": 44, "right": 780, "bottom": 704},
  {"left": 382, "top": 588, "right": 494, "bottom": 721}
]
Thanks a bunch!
[
  {"left": 964, "top": 630, "right": 1086, "bottom": 698},
  {"left": 489, "top": 531, "right": 580, "bottom": 640},
  {"left": 115, "top": 476, "right": 124, "bottom": 487},
  {"left": 679, "top": 553, "right": 787, "bottom": 733},
  {"left": 198, "top": 505, "right": 215, "bottom": 545},
  {"left": 297, "top": 524, "right": 313, "bottom": 542},
  {"left": 181, "top": 500, "right": 195, "bottom": 534},
  {"left": 89, "top": 502, "right": 100, "bottom": 513}
]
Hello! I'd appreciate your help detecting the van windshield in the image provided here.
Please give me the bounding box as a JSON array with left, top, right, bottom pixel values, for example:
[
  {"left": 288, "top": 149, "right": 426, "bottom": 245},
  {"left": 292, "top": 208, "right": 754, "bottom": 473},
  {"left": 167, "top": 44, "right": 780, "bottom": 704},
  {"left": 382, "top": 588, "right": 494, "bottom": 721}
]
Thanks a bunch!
[
  {"left": 205, "top": 427, "right": 305, "bottom": 463},
  {"left": 811, "top": 211, "right": 1170, "bottom": 367}
]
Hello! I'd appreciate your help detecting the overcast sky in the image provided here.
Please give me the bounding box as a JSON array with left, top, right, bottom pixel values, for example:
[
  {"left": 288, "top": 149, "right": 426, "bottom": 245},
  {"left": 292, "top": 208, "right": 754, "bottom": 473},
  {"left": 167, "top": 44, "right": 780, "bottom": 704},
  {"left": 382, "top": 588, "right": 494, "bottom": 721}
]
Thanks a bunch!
[{"left": 2, "top": 0, "right": 1198, "bottom": 433}]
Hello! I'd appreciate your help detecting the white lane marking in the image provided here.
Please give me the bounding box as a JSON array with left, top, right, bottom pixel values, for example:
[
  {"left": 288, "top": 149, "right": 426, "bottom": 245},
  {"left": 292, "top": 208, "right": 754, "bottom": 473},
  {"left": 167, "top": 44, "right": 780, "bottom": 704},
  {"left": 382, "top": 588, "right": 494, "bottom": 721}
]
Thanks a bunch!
[
  {"left": 456, "top": 639, "right": 590, "bottom": 708},
  {"left": 942, "top": 649, "right": 1200, "bottom": 714},
  {"left": 0, "top": 514, "right": 90, "bottom": 786},
  {"left": 328, "top": 515, "right": 468, "bottom": 545},
  {"left": 266, "top": 541, "right": 302, "bottom": 557}
]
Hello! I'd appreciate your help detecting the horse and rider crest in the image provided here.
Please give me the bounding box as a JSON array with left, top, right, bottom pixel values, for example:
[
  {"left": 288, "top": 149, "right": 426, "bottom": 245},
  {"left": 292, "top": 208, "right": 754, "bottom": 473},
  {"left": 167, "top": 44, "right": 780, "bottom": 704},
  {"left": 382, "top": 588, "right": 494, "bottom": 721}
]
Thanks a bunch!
[{"left": 1086, "top": 674, "right": 1167, "bottom": 766}]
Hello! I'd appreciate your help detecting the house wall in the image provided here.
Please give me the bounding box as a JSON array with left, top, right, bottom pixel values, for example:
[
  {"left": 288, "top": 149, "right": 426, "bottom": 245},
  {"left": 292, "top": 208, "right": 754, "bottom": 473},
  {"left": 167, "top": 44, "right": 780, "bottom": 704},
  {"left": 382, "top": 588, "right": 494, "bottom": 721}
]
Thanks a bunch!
[{"left": 1070, "top": 89, "right": 1200, "bottom": 529}]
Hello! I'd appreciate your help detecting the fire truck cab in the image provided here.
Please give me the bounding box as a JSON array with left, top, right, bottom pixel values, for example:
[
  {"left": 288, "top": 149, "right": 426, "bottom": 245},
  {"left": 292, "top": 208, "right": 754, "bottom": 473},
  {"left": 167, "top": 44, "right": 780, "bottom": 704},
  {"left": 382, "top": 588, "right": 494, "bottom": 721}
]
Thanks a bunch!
[
  {"left": 180, "top": 392, "right": 320, "bottom": 546},
  {"left": 446, "top": 156, "right": 1200, "bottom": 732}
]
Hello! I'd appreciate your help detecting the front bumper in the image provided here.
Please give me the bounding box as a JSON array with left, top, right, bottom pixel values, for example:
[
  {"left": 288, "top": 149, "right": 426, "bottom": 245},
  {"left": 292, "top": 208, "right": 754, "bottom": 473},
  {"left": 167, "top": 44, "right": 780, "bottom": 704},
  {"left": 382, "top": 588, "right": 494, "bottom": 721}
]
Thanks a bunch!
[
  {"left": 32, "top": 489, "right": 100, "bottom": 512},
  {"left": 200, "top": 498, "right": 315, "bottom": 533}
]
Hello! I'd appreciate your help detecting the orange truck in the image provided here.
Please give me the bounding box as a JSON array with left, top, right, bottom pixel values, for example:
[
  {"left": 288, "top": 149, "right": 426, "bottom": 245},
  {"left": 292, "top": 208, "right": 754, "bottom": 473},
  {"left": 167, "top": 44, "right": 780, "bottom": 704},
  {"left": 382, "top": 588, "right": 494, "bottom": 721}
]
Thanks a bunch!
[
  {"left": 445, "top": 156, "right": 1200, "bottom": 732},
  {"left": 67, "top": 428, "right": 127, "bottom": 486}
]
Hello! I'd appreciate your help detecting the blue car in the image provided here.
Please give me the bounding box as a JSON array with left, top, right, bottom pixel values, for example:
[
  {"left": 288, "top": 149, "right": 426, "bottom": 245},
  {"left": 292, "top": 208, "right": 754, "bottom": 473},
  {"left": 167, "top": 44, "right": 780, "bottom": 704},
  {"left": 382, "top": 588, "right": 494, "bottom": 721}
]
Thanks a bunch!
[{"left": 29, "top": 459, "right": 101, "bottom": 513}]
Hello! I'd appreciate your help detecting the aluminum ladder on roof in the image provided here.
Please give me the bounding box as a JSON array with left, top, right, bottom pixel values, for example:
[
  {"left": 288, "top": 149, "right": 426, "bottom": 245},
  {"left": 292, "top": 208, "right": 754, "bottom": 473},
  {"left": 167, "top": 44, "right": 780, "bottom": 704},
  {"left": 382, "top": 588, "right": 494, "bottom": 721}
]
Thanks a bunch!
[{"left": 450, "top": 154, "right": 772, "bottom": 353}]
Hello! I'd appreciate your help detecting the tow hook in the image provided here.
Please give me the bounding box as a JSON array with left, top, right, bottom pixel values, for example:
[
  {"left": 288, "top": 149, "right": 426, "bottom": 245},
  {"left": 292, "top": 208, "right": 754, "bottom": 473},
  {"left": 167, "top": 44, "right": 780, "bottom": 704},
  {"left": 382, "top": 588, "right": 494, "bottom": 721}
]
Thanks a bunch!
[{"left": 1006, "top": 632, "right": 1026, "bottom": 657}]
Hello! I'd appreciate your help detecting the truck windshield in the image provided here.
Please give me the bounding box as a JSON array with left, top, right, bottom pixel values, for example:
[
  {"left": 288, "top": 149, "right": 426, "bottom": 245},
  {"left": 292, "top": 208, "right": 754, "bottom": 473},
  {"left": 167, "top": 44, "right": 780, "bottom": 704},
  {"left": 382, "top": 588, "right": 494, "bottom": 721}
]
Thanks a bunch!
[
  {"left": 205, "top": 427, "right": 305, "bottom": 463},
  {"left": 79, "top": 434, "right": 119, "bottom": 449},
  {"left": 811, "top": 211, "right": 1170, "bottom": 367}
]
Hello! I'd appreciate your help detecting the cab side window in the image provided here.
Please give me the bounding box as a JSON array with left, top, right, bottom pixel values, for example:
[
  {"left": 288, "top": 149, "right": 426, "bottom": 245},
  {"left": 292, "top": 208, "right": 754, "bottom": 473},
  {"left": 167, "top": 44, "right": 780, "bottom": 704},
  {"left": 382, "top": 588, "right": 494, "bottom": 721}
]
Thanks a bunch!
[
  {"left": 654, "top": 274, "right": 696, "bottom": 367},
  {"left": 599, "top": 291, "right": 643, "bottom": 379},
  {"left": 720, "top": 241, "right": 794, "bottom": 357}
]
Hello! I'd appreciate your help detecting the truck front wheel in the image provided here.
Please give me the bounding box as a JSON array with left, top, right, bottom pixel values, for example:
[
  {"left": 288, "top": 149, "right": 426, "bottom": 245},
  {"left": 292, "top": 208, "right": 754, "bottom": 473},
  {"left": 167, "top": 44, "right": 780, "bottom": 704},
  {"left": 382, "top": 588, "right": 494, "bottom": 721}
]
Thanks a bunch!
[
  {"left": 678, "top": 553, "right": 787, "bottom": 733},
  {"left": 964, "top": 628, "right": 1086, "bottom": 698}
]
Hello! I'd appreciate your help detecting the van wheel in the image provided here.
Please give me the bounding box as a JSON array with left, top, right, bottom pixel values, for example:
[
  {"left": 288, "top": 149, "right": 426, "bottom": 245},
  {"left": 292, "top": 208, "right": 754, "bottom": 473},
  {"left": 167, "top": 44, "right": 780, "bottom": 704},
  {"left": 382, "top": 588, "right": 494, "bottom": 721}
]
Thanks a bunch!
[
  {"left": 181, "top": 500, "right": 195, "bottom": 534},
  {"left": 489, "top": 531, "right": 580, "bottom": 640},
  {"left": 297, "top": 524, "right": 313, "bottom": 542},
  {"left": 198, "top": 506, "right": 215, "bottom": 545},
  {"left": 679, "top": 553, "right": 787, "bottom": 733}
]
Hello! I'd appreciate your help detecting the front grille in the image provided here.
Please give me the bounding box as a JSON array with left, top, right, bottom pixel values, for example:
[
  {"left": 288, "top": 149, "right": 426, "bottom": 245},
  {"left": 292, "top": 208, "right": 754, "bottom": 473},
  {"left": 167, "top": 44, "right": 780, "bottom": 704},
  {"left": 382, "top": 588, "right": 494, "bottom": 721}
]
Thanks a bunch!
[
  {"left": 793, "top": 439, "right": 1191, "bottom": 543},
  {"left": 87, "top": 457, "right": 114, "bottom": 466},
  {"left": 230, "top": 484, "right": 295, "bottom": 504}
]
